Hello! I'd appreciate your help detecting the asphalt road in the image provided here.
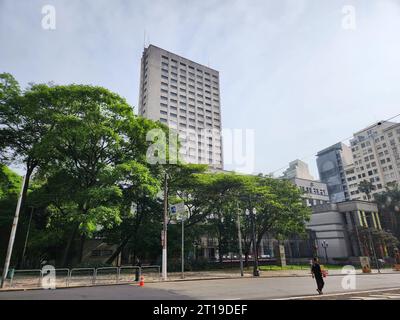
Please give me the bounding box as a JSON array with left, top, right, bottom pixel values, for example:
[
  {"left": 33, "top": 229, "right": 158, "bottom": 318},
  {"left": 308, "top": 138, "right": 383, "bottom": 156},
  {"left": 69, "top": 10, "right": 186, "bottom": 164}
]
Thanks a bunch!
[{"left": 1, "top": 273, "right": 400, "bottom": 300}]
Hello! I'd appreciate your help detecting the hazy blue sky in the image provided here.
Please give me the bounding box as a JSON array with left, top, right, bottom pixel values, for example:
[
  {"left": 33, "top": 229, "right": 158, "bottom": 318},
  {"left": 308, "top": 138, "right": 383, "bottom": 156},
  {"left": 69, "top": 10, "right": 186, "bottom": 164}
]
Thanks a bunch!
[{"left": 1, "top": 0, "right": 400, "bottom": 177}]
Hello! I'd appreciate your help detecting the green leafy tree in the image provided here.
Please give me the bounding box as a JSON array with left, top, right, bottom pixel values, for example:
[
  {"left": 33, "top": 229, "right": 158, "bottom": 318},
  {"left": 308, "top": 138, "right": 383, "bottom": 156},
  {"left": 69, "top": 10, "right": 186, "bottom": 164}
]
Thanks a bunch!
[
  {"left": 0, "top": 74, "right": 61, "bottom": 216},
  {"left": 374, "top": 183, "right": 400, "bottom": 241},
  {"left": 0, "top": 165, "right": 22, "bottom": 263},
  {"left": 358, "top": 180, "right": 375, "bottom": 201},
  {"left": 31, "top": 84, "right": 141, "bottom": 266},
  {"left": 357, "top": 227, "right": 399, "bottom": 258}
]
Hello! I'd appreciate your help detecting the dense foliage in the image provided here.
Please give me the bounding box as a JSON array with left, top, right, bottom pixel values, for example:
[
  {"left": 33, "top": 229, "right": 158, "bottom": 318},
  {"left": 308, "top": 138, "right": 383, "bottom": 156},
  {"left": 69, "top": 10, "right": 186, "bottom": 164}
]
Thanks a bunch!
[{"left": 0, "top": 73, "right": 311, "bottom": 268}]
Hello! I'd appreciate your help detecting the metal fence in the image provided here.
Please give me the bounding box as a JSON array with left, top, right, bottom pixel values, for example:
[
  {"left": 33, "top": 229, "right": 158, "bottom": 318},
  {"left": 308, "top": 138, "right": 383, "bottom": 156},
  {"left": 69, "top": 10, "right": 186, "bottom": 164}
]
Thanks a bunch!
[
  {"left": 10, "top": 269, "right": 42, "bottom": 288},
  {"left": 69, "top": 268, "right": 96, "bottom": 287},
  {"left": 141, "top": 265, "right": 161, "bottom": 280},
  {"left": 94, "top": 267, "right": 118, "bottom": 285},
  {"left": 5, "top": 265, "right": 160, "bottom": 289},
  {"left": 54, "top": 268, "right": 70, "bottom": 287},
  {"left": 118, "top": 266, "right": 141, "bottom": 283}
]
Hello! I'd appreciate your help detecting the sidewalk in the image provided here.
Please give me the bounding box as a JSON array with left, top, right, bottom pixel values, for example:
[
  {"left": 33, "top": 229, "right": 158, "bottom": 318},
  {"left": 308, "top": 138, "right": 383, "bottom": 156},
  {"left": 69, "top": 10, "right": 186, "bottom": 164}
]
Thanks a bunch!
[
  {"left": 1, "top": 268, "right": 398, "bottom": 292},
  {"left": 165, "top": 267, "right": 397, "bottom": 282}
]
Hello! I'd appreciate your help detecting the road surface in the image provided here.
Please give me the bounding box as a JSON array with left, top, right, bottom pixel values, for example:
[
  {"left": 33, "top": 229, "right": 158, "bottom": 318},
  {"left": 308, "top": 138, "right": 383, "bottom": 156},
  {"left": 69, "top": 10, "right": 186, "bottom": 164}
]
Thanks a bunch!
[{"left": 1, "top": 273, "right": 400, "bottom": 300}]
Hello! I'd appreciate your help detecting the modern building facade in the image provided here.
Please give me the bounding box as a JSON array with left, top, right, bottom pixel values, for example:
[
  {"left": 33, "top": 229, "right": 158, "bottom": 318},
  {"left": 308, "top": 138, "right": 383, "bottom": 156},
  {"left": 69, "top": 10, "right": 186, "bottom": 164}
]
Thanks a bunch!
[
  {"left": 138, "top": 44, "right": 223, "bottom": 169},
  {"left": 294, "top": 178, "right": 330, "bottom": 207},
  {"left": 316, "top": 142, "right": 353, "bottom": 203},
  {"left": 317, "top": 121, "right": 400, "bottom": 202},
  {"left": 282, "top": 159, "right": 330, "bottom": 207},
  {"left": 347, "top": 121, "right": 400, "bottom": 200},
  {"left": 282, "top": 159, "right": 315, "bottom": 180},
  {"left": 307, "top": 200, "right": 383, "bottom": 261}
]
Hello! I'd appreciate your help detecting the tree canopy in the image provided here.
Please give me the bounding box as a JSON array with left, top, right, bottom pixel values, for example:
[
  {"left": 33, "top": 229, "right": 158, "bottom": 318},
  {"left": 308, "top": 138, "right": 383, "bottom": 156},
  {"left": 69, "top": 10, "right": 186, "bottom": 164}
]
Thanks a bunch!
[{"left": 0, "top": 73, "right": 313, "bottom": 269}]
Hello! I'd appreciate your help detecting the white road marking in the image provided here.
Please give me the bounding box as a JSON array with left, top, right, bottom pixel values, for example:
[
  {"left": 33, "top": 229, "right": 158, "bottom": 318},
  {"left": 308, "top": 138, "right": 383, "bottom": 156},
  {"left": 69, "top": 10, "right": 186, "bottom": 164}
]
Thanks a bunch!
[
  {"left": 369, "top": 294, "right": 400, "bottom": 299},
  {"left": 350, "top": 297, "right": 384, "bottom": 300},
  {"left": 276, "top": 287, "right": 400, "bottom": 300}
]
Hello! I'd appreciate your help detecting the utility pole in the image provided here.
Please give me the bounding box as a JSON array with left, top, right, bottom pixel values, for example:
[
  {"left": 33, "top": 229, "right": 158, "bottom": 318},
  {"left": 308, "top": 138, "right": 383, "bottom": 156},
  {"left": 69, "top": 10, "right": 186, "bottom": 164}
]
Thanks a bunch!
[
  {"left": 181, "top": 216, "right": 185, "bottom": 279},
  {"left": 237, "top": 202, "right": 244, "bottom": 277},
  {"left": 21, "top": 207, "right": 34, "bottom": 269},
  {"left": 251, "top": 207, "right": 259, "bottom": 276},
  {"left": 1, "top": 175, "right": 27, "bottom": 288},
  {"left": 162, "top": 172, "right": 168, "bottom": 281}
]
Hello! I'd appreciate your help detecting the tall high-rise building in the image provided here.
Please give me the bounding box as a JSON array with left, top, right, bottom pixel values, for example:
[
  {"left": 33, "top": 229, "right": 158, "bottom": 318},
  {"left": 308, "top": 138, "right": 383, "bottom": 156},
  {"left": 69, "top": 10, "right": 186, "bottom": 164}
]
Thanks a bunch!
[
  {"left": 317, "top": 121, "right": 400, "bottom": 202},
  {"left": 316, "top": 142, "right": 353, "bottom": 203},
  {"left": 138, "top": 45, "right": 223, "bottom": 169},
  {"left": 346, "top": 121, "right": 400, "bottom": 200}
]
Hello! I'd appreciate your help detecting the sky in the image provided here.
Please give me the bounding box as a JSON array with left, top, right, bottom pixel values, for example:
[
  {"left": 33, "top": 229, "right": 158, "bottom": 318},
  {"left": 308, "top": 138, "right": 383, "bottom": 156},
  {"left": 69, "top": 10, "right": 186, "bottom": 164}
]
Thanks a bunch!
[{"left": 1, "top": 0, "right": 400, "bottom": 178}]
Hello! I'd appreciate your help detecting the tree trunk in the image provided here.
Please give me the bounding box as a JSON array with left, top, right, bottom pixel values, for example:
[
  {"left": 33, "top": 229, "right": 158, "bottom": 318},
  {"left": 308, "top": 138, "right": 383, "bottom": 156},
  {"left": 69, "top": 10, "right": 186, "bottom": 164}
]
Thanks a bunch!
[
  {"left": 61, "top": 222, "right": 79, "bottom": 267},
  {"left": 218, "top": 239, "right": 223, "bottom": 264},
  {"left": 78, "top": 234, "right": 86, "bottom": 264},
  {"left": 106, "top": 234, "right": 133, "bottom": 265},
  {"left": 244, "top": 251, "right": 249, "bottom": 268},
  {"left": 21, "top": 165, "right": 33, "bottom": 211}
]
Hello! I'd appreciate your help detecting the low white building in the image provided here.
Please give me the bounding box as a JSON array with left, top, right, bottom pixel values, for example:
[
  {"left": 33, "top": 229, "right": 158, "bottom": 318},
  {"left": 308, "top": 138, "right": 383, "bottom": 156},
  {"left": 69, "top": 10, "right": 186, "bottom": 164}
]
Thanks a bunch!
[
  {"left": 307, "top": 200, "right": 382, "bottom": 262},
  {"left": 282, "top": 159, "right": 330, "bottom": 207}
]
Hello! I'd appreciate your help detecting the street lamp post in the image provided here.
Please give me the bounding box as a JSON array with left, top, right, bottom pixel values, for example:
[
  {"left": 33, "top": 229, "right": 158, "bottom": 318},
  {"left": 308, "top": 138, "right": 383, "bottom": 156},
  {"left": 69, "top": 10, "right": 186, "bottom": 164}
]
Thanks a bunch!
[
  {"left": 237, "top": 203, "right": 244, "bottom": 277},
  {"left": 162, "top": 172, "right": 168, "bottom": 281},
  {"left": 246, "top": 208, "right": 259, "bottom": 277},
  {"left": 181, "top": 215, "right": 185, "bottom": 279},
  {"left": 321, "top": 240, "right": 329, "bottom": 264}
]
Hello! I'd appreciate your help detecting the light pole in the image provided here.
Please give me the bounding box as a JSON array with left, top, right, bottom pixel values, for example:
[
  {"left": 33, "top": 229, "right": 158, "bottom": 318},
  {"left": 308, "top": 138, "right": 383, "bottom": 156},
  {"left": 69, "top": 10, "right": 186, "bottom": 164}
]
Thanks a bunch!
[
  {"left": 246, "top": 207, "right": 259, "bottom": 277},
  {"left": 237, "top": 203, "right": 244, "bottom": 277},
  {"left": 21, "top": 207, "right": 34, "bottom": 269},
  {"left": 321, "top": 240, "right": 329, "bottom": 264},
  {"left": 162, "top": 172, "right": 168, "bottom": 281},
  {"left": 181, "top": 215, "right": 185, "bottom": 279}
]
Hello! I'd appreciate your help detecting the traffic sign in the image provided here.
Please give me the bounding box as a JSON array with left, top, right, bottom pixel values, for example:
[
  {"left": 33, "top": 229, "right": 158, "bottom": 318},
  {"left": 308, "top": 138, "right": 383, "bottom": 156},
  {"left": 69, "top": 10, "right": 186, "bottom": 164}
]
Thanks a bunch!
[{"left": 170, "top": 202, "right": 185, "bottom": 214}]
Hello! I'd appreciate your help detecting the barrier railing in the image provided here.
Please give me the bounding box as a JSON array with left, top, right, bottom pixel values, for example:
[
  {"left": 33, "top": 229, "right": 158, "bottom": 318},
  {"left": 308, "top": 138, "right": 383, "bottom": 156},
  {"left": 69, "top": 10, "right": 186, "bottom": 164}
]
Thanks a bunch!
[
  {"left": 94, "top": 267, "right": 118, "bottom": 285},
  {"left": 69, "top": 268, "right": 96, "bottom": 286},
  {"left": 54, "top": 268, "right": 71, "bottom": 287},
  {"left": 10, "top": 269, "right": 42, "bottom": 288},
  {"left": 4, "top": 265, "right": 160, "bottom": 289},
  {"left": 141, "top": 265, "right": 161, "bottom": 280},
  {"left": 118, "top": 266, "right": 141, "bottom": 283}
]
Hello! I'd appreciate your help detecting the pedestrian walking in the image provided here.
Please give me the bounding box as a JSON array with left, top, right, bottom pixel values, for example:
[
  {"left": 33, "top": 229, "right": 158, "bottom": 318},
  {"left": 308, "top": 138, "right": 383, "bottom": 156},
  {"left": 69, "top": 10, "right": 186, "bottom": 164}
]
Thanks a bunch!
[
  {"left": 311, "top": 257, "right": 324, "bottom": 295},
  {"left": 134, "top": 257, "right": 142, "bottom": 282}
]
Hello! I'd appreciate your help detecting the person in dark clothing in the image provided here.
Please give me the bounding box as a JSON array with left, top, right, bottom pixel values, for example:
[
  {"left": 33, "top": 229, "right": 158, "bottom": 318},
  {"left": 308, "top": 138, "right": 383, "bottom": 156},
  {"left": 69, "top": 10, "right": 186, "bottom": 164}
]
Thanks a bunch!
[
  {"left": 311, "top": 257, "right": 324, "bottom": 294},
  {"left": 134, "top": 257, "right": 142, "bottom": 281}
]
